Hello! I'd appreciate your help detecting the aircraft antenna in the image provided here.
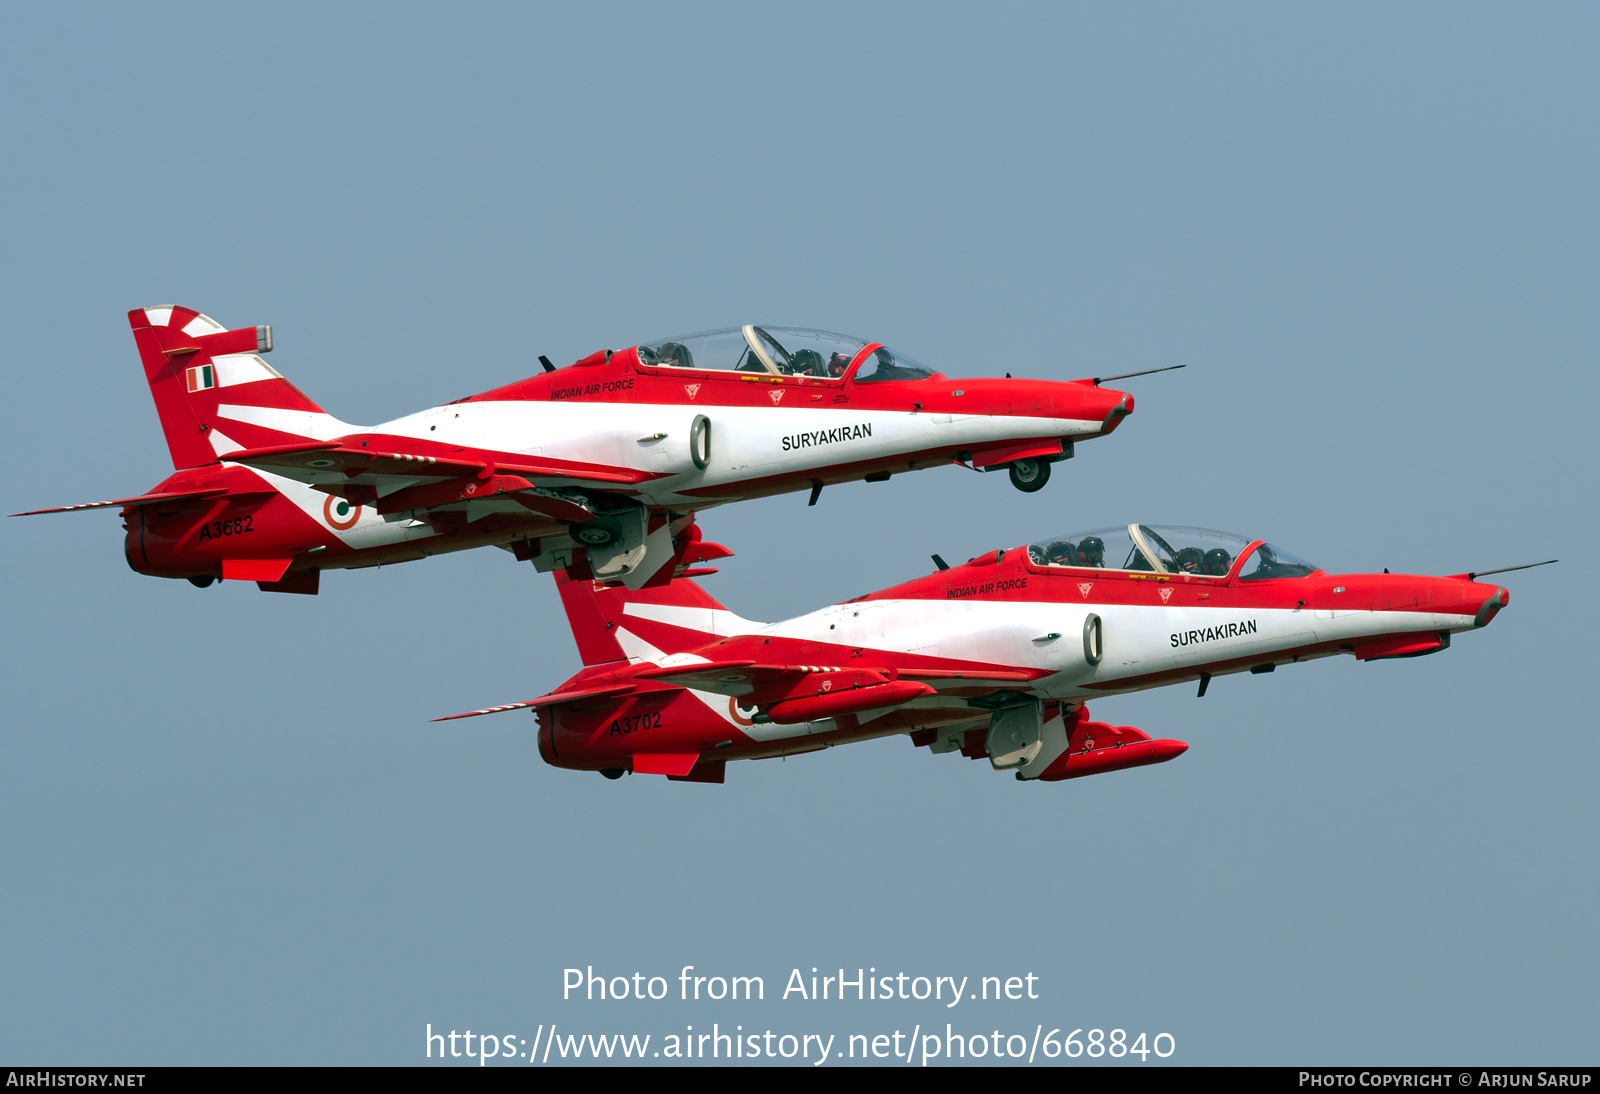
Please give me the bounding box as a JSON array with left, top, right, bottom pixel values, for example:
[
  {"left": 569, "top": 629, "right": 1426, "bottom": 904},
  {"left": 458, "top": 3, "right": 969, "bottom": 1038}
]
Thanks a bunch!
[
  {"left": 1093, "top": 364, "right": 1186, "bottom": 386},
  {"left": 1466, "top": 559, "right": 1558, "bottom": 580}
]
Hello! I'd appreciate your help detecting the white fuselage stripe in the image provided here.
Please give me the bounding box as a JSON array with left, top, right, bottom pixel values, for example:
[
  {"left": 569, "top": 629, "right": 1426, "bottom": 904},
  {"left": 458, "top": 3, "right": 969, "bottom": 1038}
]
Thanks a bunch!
[
  {"left": 316, "top": 400, "right": 1096, "bottom": 505},
  {"left": 668, "top": 597, "right": 1476, "bottom": 745}
]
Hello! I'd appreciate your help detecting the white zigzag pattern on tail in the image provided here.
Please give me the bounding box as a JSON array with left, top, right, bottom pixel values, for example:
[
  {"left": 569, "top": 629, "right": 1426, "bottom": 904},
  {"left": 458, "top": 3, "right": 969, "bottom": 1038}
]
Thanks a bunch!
[
  {"left": 215, "top": 403, "right": 358, "bottom": 441},
  {"left": 621, "top": 602, "right": 764, "bottom": 638}
]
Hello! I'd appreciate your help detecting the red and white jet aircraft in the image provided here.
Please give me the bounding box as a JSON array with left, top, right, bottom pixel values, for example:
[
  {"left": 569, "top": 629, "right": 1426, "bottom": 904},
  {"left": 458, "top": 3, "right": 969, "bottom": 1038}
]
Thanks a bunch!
[
  {"left": 439, "top": 523, "right": 1541, "bottom": 785},
  {"left": 13, "top": 307, "right": 1146, "bottom": 594}
]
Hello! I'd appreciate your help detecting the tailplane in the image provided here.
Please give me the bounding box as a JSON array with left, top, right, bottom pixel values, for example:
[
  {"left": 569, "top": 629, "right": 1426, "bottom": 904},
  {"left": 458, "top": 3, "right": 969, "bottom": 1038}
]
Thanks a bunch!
[{"left": 130, "top": 306, "right": 353, "bottom": 469}]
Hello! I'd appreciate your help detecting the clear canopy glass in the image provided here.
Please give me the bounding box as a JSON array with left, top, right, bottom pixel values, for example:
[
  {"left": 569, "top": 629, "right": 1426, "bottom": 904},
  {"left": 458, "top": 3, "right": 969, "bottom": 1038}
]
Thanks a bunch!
[
  {"left": 1030, "top": 525, "right": 1132, "bottom": 570},
  {"left": 1026, "top": 524, "right": 1320, "bottom": 579},
  {"left": 1237, "top": 542, "right": 1320, "bottom": 581},
  {"left": 637, "top": 326, "right": 869, "bottom": 377},
  {"left": 852, "top": 345, "right": 939, "bottom": 382}
]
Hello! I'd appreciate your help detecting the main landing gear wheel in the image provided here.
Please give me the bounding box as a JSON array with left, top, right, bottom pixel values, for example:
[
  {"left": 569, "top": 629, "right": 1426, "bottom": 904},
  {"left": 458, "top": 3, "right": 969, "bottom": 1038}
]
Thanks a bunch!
[
  {"left": 571, "top": 517, "right": 622, "bottom": 547},
  {"left": 1008, "top": 458, "right": 1051, "bottom": 493},
  {"left": 599, "top": 768, "right": 626, "bottom": 780},
  {"left": 187, "top": 575, "right": 216, "bottom": 588}
]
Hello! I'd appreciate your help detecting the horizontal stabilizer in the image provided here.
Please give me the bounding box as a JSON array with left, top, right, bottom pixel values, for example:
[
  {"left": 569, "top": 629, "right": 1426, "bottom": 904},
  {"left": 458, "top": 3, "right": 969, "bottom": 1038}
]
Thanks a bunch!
[
  {"left": 431, "top": 682, "right": 637, "bottom": 722},
  {"left": 10, "top": 487, "right": 228, "bottom": 517}
]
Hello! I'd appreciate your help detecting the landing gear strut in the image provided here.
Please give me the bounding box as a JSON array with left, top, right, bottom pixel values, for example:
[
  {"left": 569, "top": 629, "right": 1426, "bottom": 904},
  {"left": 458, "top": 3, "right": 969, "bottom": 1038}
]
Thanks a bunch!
[{"left": 571, "top": 518, "right": 622, "bottom": 547}]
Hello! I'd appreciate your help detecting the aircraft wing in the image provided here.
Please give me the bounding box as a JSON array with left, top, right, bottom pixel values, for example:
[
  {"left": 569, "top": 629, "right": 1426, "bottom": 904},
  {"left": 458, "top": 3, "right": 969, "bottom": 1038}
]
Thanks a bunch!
[
  {"left": 897, "top": 667, "right": 1040, "bottom": 686},
  {"left": 221, "top": 440, "right": 647, "bottom": 486},
  {"left": 630, "top": 660, "right": 1047, "bottom": 699},
  {"left": 430, "top": 682, "right": 638, "bottom": 722},
  {"left": 630, "top": 661, "right": 794, "bottom": 696},
  {"left": 10, "top": 487, "right": 230, "bottom": 517}
]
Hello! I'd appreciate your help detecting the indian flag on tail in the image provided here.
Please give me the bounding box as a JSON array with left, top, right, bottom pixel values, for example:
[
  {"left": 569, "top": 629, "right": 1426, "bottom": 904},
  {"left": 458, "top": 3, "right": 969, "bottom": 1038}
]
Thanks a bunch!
[
  {"left": 185, "top": 363, "right": 215, "bottom": 392},
  {"left": 131, "top": 304, "right": 349, "bottom": 470}
]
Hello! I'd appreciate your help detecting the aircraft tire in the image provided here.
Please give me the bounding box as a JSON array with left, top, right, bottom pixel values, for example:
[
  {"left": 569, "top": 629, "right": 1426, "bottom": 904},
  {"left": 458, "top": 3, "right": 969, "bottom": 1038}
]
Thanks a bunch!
[
  {"left": 571, "top": 517, "right": 622, "bottom": 547},
  {"left": 1008, "top": 458, "right": 1051, "bottom": 492},
  {"left": 599, "top": 768, "right": 626, "bottom": 780},
  {"left": 188, "top": 575, "right": 216, "bottom": 588}
]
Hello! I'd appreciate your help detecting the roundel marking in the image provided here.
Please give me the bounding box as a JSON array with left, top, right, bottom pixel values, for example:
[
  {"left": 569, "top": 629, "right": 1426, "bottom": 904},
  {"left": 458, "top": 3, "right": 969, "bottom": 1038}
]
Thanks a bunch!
[
  {"left": 323, "top": 494, "right": 362, "bottom": 530},
  {"left": 726, "top": 697, "right": 756, "bottom": 727},
  {"left": 303, "top": 457, "right": 343, "bottom": 469}
]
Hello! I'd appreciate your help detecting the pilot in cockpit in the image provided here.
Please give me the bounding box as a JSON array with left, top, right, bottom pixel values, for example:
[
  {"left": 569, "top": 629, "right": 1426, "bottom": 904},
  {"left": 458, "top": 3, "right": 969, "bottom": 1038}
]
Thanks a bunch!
[
  {"left": 787, "top": 348, "right": 826, "bottom": 377},
  {"left": 828, "top": 352, "right": 852, "bottom": 377},
  {"left": 1173, "top": 547, "right": 1205, "bottom": 574},
  {"left": 1074, "top": 536, "right": 1106, "bottom": 567},
  {"left": 655, "top": 342, "right": 692, "bottom": 369},
  {"left": 1202, "top": 548, "right": 1232, "bottom": 576}
]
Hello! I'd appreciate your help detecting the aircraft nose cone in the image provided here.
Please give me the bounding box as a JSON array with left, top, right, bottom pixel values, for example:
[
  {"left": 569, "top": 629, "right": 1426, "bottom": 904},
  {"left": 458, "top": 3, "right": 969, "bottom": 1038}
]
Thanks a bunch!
[
  {"left": 1475, "top": 586, "right": 1509, "bottom": 627},
  {"left": 1444, "top": 580, "right": 1509, "bottom": 628},
  {"left": 1093, "top": 387, "right": 1133, "bottom": 432}
]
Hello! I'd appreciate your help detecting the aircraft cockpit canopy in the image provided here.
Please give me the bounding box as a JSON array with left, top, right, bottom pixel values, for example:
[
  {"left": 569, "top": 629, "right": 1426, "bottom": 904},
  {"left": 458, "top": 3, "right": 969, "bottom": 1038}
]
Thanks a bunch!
[
  {"left": 636, "top": 325, "right": 938, "bottom": 381},
  {"left": 1027, "top": 524, "right": 1320, "bottom": 580}
]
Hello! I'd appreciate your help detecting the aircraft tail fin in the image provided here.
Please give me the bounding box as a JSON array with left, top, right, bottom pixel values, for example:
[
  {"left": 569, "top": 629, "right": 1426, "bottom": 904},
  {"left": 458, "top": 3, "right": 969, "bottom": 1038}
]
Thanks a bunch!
[
  {"left": 129, "top": 306, "right": 353, "bottom": 470},
  {"left": 554, "top": 569, "right": 764, "bottom": 667}
]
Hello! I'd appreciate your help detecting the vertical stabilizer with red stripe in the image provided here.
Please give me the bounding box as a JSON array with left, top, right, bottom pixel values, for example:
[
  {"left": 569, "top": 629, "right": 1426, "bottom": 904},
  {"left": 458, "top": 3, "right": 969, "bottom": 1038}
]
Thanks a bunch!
[
  {"left": 129, "top": 306, "right": 353, "bottom": 470},
  {"left": 554, "top": 569, "right": 763, "bottom": 667}
]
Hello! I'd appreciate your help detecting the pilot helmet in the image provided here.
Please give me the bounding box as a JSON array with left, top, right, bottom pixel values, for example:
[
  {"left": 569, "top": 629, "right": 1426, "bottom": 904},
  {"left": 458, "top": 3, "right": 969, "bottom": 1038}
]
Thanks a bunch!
[
  {"left": 1075, "top": 536, "right": 1105, "bottom": 566},
  {"left": 1173, "top": 547, "right": 1205, "bottom": 574},
  {"left": 828, "top": 352, "right": 852, "bottom": 377},
  {"left": 1203, "top": 548, "right": 1232, "bottom": 576},
  {"left": 1045, "top": 540, "right": 1074, "bottom": 564},
  {"left": 656, "top": 341, "right": 691, "bottom": 369},
  {"left": 790, "top": 348, "right": 824, "bottom": 376}
]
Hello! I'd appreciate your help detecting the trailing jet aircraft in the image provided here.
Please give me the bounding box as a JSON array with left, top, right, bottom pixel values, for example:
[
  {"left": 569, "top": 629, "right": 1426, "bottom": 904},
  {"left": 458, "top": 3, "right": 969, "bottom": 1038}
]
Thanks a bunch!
[
  {"left": 438, "top": 523, "right": 1543, "bottom": 784},
  {"left": 12, "top": 307, "right": 1147, "bottom": 594}
]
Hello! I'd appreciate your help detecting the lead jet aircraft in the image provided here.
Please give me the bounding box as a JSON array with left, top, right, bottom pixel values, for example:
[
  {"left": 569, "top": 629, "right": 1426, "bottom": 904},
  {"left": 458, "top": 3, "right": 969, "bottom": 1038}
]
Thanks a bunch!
[
  {"left": 439, "top": 523, "right": 1540, "bottom": 785},
  {"left": 13, "top": 307, "right": 1142, "bottom": 594}
]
